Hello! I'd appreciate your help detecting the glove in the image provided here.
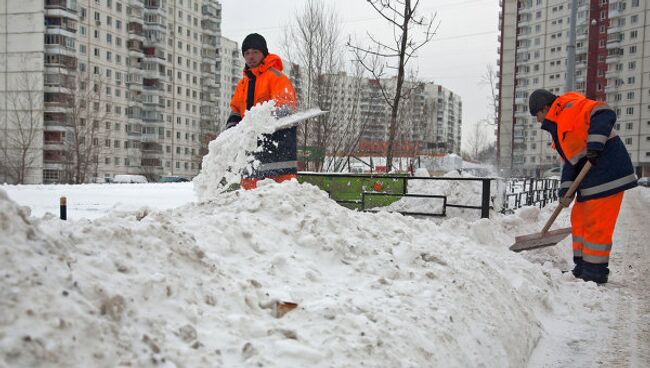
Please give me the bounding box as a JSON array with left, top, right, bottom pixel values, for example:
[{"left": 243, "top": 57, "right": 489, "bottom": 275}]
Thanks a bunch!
[{"left": 586, "top": 150, "right": 600, "bottom": 165}]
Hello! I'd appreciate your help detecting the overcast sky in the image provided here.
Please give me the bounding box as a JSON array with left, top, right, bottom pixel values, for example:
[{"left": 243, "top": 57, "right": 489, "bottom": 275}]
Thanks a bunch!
[{"left": 220, "top": 0, "right": 500, "bottom": 151}]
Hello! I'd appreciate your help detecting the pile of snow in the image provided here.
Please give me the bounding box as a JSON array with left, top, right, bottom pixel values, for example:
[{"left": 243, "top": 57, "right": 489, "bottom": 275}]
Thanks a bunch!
[
  {"left": 193, "top": 103, "right": 323, "bottom": 202},
  {"left": 0, "top": 179, "right": 609, "bottom": 367}
]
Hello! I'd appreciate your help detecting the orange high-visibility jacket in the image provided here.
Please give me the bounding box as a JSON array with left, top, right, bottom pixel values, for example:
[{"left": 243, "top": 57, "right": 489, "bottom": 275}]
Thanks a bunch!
[
  {"left": 228, "top": 53, "right": 296, "bottom": 120},
  {"left": 545, "top": 92, "right": 607, "bottom": 164},
  {"left": 541, "top": 92, "right": 637, "bottom": 202}
]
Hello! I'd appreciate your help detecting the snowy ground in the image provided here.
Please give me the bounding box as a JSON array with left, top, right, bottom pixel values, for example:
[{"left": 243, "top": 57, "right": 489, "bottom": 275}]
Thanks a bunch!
[
  {"left": 2, "top": 180, "right": 648, "bottom": 367},
  {"left": 2, "top": 105, "right": 648, "bottom": 367}
]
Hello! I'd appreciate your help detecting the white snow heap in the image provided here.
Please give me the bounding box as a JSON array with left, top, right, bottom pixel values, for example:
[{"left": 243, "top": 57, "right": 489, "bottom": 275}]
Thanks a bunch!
[
  {"left": 192, "top": 102, "right": 324, "bottom": 202},
  {"left": 0, "top": 180, "right": 588, "bottom": 367},
  {"left": 193, "top": 101, "right": 279, "bottom": 202}
]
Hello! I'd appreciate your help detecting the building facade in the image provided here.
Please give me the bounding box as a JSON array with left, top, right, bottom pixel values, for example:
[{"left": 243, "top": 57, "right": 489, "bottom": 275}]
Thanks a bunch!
[
  {"left": 0, "top": 0, "right": 222, "bottom": 184},
  {"left": 0, "top": 0, "right": 45, "bottom": 184},
  {"left": 215, "top": 35, "right": 240, "bottom": 134},
  {"left": 498, "top": 0, "right": 650, "bottom": 177}
]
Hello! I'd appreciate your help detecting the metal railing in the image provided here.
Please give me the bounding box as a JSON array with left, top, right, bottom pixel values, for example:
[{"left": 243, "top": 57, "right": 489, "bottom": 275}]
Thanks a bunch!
[
  {"left": 501, "top": 177, "right": 560, "bottom": 212},
  {"left": 298, "top": 172, "right": 494, "bottom": 219}
]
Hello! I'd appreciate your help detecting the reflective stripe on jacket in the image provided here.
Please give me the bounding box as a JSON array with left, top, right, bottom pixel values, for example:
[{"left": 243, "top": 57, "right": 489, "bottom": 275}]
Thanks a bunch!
[{"left": 541, "top": 92, "right": 637, "bottom": 202}]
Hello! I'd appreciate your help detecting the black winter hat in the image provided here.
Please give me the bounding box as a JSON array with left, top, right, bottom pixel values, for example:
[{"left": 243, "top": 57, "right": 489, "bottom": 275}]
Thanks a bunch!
[
  {"left": 241, "top": 33, "right": 268, "bottom": 56},
  {"left": 528, "top": 89, "right": 557, "bottom": 116}
]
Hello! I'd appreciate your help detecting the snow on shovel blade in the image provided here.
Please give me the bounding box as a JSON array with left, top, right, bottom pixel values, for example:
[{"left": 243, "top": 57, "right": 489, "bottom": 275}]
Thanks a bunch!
[
  {"left": 509, "top": 227, "right": 572, "bottom": 252},
  {"left": 273, "top": 109, "right": 329, "bottom": 131}
]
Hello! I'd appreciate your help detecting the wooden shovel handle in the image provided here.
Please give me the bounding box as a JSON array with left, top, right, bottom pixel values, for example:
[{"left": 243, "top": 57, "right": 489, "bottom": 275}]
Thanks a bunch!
[{"left": 540, "top": 161, "right": 592, "bottom": 234}]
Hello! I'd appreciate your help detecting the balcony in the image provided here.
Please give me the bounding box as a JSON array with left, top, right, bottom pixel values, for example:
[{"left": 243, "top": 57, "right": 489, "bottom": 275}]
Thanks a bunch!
[
  {"left": 45, "top": 16, "right": 77, "bottom": 34},
  {"left": 128, "top": 22, "right": 144, "bottom": 37},
  {"left": 44, "top": 0, "right": 79, "bottom": 20},
  {"left": 126, "top": 72, "right": 143, "bottom": 85}
]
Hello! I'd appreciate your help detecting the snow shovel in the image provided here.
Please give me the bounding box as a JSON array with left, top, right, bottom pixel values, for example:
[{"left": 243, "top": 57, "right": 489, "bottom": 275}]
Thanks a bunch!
[{"left": 509, "top": 161, "right": 592, "bottom": 252}]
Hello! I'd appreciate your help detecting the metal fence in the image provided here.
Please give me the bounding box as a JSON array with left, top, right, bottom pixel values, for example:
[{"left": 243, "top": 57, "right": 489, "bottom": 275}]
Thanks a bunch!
[
  {"left": 501, "top": 177, "right": 560, "bottom": 213},
  {"left": 298, "top": 173, "right": 494, "bottom": 219}
]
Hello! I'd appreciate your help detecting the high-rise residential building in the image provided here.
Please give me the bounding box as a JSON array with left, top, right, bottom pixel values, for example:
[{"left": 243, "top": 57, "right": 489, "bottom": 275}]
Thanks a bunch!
[
  {"left": 317, "top": 73, "right": 462, "bottom": 158},
  {"left": 424, "top": 84, "right": 463, "bottom": 154},
  {"left": 215, "top": 35, "right": 240, "bottom": 133},
  {"left": 497, "top": 0, "right": 650, "bottom": 177},
  {"left": 0, "top": 0, "right": 45, "bottom": 184},
  {"left": 0, "top": 0, "right": 222, "bottom": 184}
]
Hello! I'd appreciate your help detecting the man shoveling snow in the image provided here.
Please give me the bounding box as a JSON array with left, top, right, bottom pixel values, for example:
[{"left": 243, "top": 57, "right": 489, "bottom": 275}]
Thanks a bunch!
[{"left": 223, "top": 32, "right": 299, "bottom": 191}]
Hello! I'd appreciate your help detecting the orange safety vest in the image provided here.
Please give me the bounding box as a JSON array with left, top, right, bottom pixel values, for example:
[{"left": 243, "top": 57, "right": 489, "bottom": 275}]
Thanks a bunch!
[
  {"left": 229, "top": 53, "right": 297, "bottom": 118},
  {"left": 544, "top": 92, "right": 606, "bottom": 164}
]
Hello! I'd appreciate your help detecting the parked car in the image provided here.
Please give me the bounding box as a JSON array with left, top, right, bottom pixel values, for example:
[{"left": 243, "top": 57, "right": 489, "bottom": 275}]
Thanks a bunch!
[
  {"left": 638, "top": 177, "right": 650, "bottom": 187},
  {"left": 113, "top": 174, "right": 148, "bottom": 183},
  {"left": 542, "top": 167, "right": 561, "bottom": 178},
  {"left": 159, "top": 175, "right": 190, "bottom": 183}
]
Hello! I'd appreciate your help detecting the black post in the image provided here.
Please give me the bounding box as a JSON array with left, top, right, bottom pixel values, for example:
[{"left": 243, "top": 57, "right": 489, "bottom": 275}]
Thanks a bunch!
[
  {"left": 60, "top": 196, "right": 67, "bottom": 220},
  {"left": 481, "top": 179, "right": 490, "bottom": 219}
]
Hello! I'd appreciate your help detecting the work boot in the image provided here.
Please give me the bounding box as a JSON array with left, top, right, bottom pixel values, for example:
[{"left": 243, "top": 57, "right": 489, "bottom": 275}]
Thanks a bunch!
[
  {"left": 579, "top": 261, "right": 609, "bottom": 284},
  {"left": 571, "top": 257, "right": 583, "bottom": 278}
]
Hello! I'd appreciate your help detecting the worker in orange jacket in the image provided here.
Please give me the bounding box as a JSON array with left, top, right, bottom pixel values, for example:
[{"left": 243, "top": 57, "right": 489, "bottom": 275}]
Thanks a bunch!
[
  {"left": 225, "top": 33, "right": 298, "bottom": 190},
  {"left": 529, "top": 89, "right": 637, "bottom": 284}
]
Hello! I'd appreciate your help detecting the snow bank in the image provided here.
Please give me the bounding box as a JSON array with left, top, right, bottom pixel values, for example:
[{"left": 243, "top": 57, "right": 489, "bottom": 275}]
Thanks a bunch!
[
  {"left": 0, "top": 181, "right": 585, "bottom": 367},
  {"left": 193, "top": 102, "right": 323, "bottom": 202},
  {"left": 193, "top": 102, "right": 278, "bottom": 202}
]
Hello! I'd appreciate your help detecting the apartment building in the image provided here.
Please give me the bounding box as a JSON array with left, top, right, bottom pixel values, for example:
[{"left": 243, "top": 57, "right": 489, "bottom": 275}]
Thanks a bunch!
[
  {"left": 498, "top": 0, "right": 650, "bottom": 177},
  {"left": 0, "top": 0, "right": 45, "bottom": 184},
  {"left": 214, "top": 35, "right": 240, "bottom": 133},
  {"left": 317, "top": 73, "right": 462, "bottom": 158},
  {"left": 0, "top": 0, "right": 222, "bottom": 184},
  {"left": 423, "top": 84, "right": 463, "bottom": 154}
]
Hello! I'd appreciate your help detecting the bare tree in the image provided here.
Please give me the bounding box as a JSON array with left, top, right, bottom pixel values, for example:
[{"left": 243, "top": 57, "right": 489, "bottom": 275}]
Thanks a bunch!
[
  {"left": 465, "top": 120, "right": 489, "bottom": 160},
  {"left": 347, "top": 0, "right": 438, "bottom": 172},
  {"left": 282, "top": 0, "right": 344, "bottom": 171},
  {"left": 0, "top": 72, "right": 43, "bottom": 184},
  {"left": 63, "top": 73, "right": 111, "bottom": 183},
  {"left": 480, "top": 64, "right": 499, "bottom": 126}
]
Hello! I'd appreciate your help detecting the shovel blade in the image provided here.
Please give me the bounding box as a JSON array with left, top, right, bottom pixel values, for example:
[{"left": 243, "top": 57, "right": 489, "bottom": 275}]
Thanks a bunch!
[{"left": 509, "top": 227, "right": 572, "bottom": 252}]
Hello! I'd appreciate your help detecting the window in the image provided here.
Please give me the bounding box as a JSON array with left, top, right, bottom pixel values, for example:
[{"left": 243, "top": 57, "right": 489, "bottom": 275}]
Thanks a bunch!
[
  {"left": 116, "top": 2, "right": 122, "bottom": 12},
  {"left": 629, "top": 61, "right": 636, "bottom": 70},
  {"left": 94, "top": 48, "right": 100, "bottom": 57},
  {"left": 628, "top": 77, "right": 636, "bottom": 84},
  {"left": 626, "top": 107, "right": 634, "bottom": 115},
  {"left": 630, "top": 30, "right": 638, "bottom": 39},
  {"left": 626, "top": 123, "right": 633, "bottom": 130},
  {"left": 630, "top": 46, "right": 637, "bottom": 54},
  {"left": 107, "top": 16, "right": 112, "bottom": 27},
  {"left": 94, "top": 30, "right": 99, "bottom": 39},
  {"left": 116, "top": 20, "right": 122, "bottom": 30},
  {"left": 625, "top": 138, "right": 632, "bottom": 145}
]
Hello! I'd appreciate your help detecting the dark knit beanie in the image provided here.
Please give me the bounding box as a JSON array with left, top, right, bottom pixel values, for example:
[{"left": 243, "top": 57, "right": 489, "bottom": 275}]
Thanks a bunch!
[
  {"left": 241, "top": 33, "right": 268, "bottom": 56},
  {"left": 528, "top": 89, "right": 557, "bottom": 116}
]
